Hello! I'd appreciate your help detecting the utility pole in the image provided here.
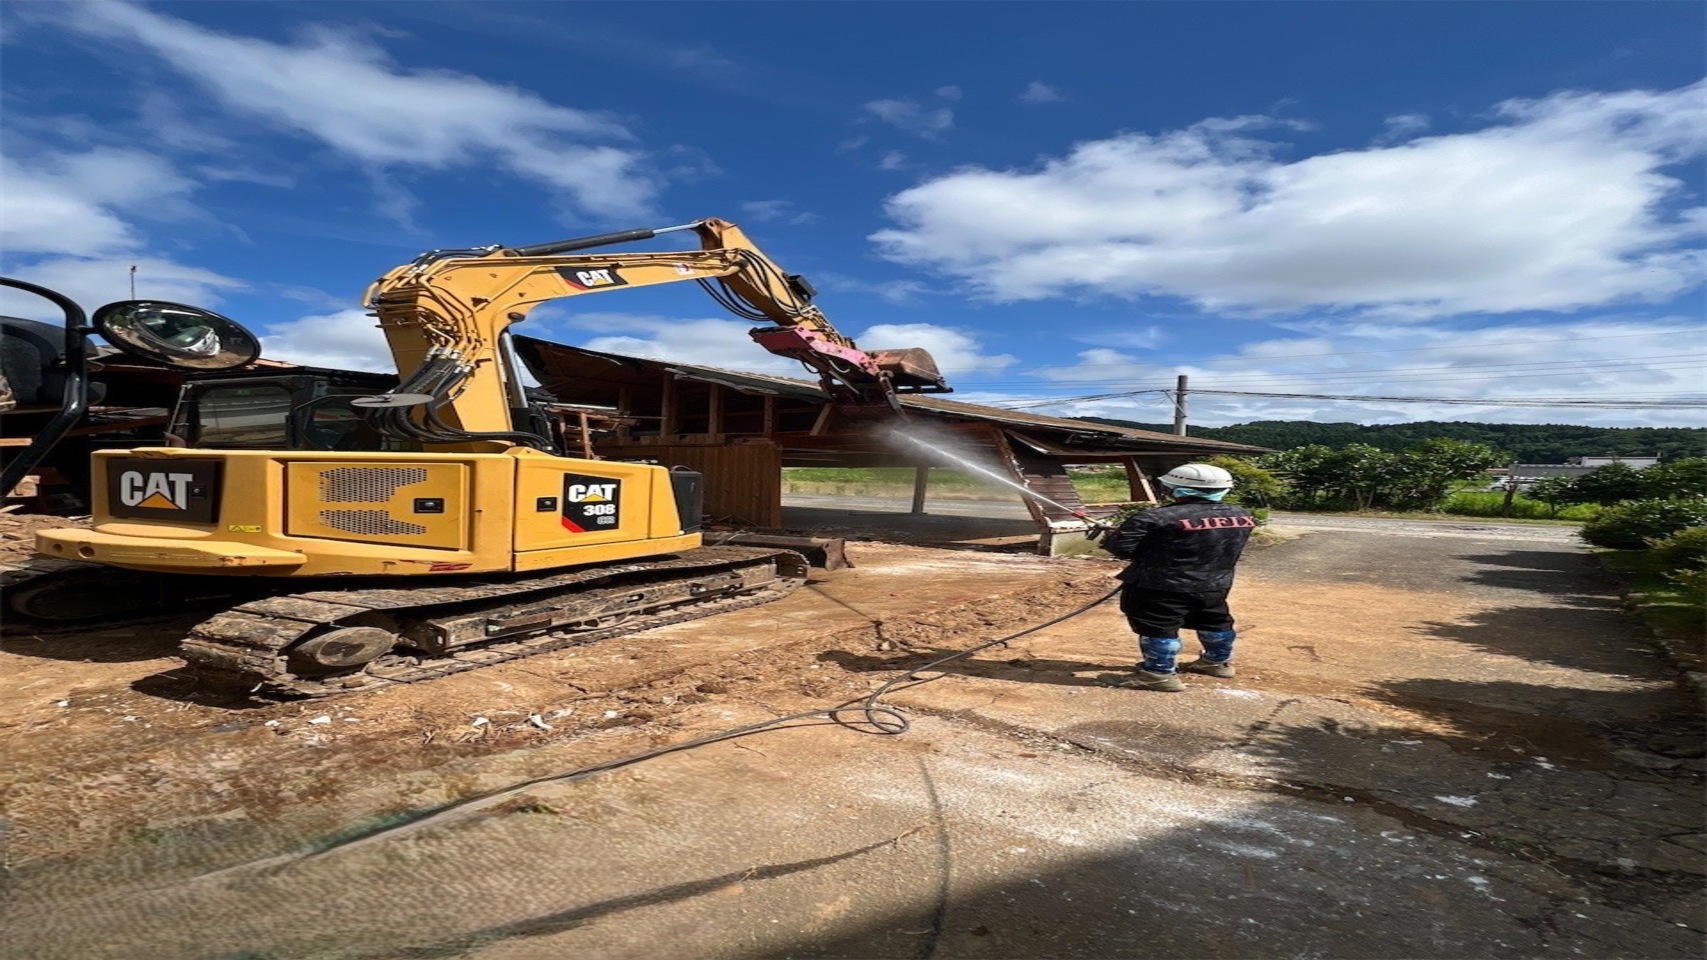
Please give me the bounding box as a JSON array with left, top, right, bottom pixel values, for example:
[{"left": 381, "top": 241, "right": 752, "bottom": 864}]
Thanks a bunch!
[
  {"left": 1172, "top": 374, "right": 1188, "bottom": 436},
  {"left": 129, "top": 264, "right": 137, "bottom": 299}
]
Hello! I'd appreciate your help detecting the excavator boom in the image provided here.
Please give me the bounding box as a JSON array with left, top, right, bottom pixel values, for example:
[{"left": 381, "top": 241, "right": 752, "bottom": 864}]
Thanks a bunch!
[{"left": 361, "top": 218, "right": 948, "bottom": 445}]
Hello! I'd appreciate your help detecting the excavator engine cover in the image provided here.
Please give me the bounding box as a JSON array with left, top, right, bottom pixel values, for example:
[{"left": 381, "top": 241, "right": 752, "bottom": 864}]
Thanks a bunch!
[{"left": 871, "top": 348, "right": 949, "bottom": 392}]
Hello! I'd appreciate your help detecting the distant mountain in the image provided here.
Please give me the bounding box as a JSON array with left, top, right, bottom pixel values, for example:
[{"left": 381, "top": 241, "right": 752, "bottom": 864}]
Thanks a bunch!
[{"left": 1077, "top": 418, "right": 1707, "bottom": 463}]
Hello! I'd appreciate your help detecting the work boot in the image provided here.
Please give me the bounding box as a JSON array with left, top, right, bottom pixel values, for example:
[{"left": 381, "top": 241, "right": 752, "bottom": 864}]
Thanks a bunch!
[
  {"left": 1179, "top": 658, "right": 1236, "bottom": 678},
  {"left": 1102, "top": 669, "right": 1186, "bottom": 693},
  {"left": 1195, "top": 629, "right": 1236, "bottom": 664}
]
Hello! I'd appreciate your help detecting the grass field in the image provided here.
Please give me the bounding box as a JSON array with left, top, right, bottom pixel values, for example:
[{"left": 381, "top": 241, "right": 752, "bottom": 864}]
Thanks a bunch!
[
  {"left": 781, "top": 468, "right": 1604, "bottom": 521},
  {"left": 781, "top": 467, "right": 1136, "bottom": 504},
  {"left": 1441, "top": 491, "right": 1600, "bottom": 521}
]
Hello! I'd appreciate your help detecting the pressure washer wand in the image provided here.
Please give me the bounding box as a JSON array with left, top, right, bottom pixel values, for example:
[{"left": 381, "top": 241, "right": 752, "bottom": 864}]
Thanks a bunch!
[{"left": 1070, "top": 510, "right": 1113, "bottom": 541}]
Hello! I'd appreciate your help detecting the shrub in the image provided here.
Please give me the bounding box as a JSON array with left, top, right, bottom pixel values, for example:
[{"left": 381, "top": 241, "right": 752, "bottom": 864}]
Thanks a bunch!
[
  {"left": 1668, "top": 568, "right": 1707, "bottom": 607},
  {"left": 1578, "top": 498, "right": 1707, "bottom": 550},
  {"left": 1648, "top": 527, "right": 1707, "bottom": 570}
]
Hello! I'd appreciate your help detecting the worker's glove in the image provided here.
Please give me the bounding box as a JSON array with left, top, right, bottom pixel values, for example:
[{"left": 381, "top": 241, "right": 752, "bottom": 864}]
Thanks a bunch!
[{"left": 1083, "top": 522, "right": 1110, "bottom": 542}]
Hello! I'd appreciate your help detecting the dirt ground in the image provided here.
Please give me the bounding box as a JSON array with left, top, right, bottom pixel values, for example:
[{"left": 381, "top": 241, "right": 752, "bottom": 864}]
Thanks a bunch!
[
  {"left": 1, "top": 510, "right": 1701, "bottom": 959},
  {"left": 0, "top": 514, "right": 1108, "bottom": 865}
]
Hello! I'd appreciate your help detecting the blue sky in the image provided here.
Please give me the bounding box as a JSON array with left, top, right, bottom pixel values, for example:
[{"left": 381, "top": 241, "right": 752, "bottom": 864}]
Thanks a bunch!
[{"left": 3, "top": 0, "right": 1703, "bottom": 428}]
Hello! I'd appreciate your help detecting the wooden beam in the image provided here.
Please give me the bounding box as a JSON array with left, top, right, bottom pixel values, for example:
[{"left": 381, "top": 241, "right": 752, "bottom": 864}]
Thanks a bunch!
[
  {"left": 808, "top": 403, "right": 834, "bottom": 437},
  {"left": 911, "top": 466, "right": 929, "bottom": 515},
  {"left": 761, "top": 394, "right": 776, "bottom": 436},
  {"left": 983, "top": 425, "right": 1048, "bottom": 525},
  {"left": 616, "top": 386, "right": 632, "bottom": 440}
]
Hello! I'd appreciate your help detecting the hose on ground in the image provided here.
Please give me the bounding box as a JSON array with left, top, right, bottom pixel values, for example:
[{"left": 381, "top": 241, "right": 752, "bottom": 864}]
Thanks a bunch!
[{"left": 297, "top": 582, "right": 1124, "bottom": 861}]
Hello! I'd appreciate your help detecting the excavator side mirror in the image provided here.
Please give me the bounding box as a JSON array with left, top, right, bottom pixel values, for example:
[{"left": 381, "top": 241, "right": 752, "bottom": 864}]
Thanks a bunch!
[{"left": 92, "top": 300, "right": 261, "bottom": 370}]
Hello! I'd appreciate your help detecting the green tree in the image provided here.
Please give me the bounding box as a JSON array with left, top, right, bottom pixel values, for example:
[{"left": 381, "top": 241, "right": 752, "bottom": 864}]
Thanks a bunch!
[
  {"left": 1203, "top": 455, "right": 1285, "bottom": 508},
  {"left": 1259, "top": 443, "right": 1395, "bottom": 509},
  {"left": 1525, "top": 475, "right": 1580, "bottom": 518},
  {"left": 1381, "top": 439, "right": 1507, "bottom": 511},
  {"left": 1571, "top": 462, "right": 1652, "bottom": 506},
  {"left": 1642, "top": 457, "right": 1707, "bottom": 499}
]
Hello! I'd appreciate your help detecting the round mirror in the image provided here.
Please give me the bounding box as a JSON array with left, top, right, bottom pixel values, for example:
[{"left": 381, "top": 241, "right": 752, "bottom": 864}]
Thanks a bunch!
[{"left": 92, "top": 300, "right": 261, "bottom": 370}]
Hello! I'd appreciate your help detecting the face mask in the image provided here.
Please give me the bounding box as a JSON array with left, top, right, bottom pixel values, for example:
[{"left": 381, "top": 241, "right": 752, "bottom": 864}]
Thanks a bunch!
[{"left": 1172, "top": 487, "right": 1229, "bottom": 502}]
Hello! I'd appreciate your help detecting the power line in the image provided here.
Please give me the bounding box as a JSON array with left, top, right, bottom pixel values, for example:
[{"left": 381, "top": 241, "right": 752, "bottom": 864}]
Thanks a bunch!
[
  {"left": 996, "top": 388, "right": 1706, "bottom": 411},
  {"left": 971, "top": 354, "right": 1707, "bottom": 390},
  {"left": 1036, "top": 329, "right": 1707, "bottom": 369}
]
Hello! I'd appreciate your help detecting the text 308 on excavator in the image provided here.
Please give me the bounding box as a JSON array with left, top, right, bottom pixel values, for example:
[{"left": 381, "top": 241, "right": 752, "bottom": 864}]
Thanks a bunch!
[{"left": 4, "top": 219, "right": 949, "bottom": 696}]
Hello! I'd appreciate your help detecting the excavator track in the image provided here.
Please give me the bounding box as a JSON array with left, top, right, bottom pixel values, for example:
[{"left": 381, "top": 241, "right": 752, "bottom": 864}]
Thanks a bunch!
[{"left": 179, "top": 545, "right": 810, "bottom": 697}]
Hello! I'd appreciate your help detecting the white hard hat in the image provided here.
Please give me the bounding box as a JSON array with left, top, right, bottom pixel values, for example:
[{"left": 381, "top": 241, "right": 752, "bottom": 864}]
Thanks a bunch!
[{"left": 1158, "top": 463, "right": 1235, "bottom": 490}]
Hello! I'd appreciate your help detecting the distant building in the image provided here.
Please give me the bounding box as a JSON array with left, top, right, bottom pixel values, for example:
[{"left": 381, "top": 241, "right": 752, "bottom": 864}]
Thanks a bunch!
[
  {"left": 1570, "top": 456, "right": 1660, "bottom": 469},
  {"left": 1497, "top": 456, "right": 1659, "bottom": 489}
]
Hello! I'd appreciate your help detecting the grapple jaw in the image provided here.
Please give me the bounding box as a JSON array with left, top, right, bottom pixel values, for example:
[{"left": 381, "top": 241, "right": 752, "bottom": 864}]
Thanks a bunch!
[{"left": 870, "top": 348, "right": 950, "bottom": 393}]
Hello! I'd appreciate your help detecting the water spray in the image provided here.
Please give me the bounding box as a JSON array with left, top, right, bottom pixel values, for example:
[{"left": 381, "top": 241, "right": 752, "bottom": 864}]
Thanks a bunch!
[{"left": 882, "top": 429, "right": 1112, "bottom": 539}]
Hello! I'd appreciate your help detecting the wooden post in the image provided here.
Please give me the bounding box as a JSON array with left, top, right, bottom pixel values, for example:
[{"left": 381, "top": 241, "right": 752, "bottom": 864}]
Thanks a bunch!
[
  {"left": 761, "top": 394, "right": 777, "bottom": 436},
  {"left": 660, "top": 377, "right": 678, "bottom": 439},
  {"left": 1123, "top": 457, "right": 1157, "bottom": 502},
  {"left": 578, "top": 410, "right": 593, "bottom": 459},
  {"left": 707, "top": 383, "right": 724, "bottom": 439},
  {"left": 911, "top": 466, "right": 929, "bottom": 515},
  {"left": 616, "top": 386, "right": 632, "bottom": 441}
]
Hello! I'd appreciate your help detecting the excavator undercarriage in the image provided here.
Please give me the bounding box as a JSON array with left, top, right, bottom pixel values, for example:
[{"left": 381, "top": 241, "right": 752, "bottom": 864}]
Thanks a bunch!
[{"left": 7, "top": 546, "right": 808, "bottom": 697}]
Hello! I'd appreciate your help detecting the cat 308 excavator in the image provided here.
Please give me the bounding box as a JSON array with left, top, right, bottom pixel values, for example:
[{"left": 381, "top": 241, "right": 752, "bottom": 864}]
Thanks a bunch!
[{"left": 2, "top": 218, "right": 949, "bottom": 696}]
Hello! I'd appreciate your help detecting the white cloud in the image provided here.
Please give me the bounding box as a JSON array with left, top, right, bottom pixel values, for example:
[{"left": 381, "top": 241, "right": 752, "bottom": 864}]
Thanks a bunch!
[
  {"left": 1019, "top": 82, "right": 1064, "bottom": 104},
  {"left": 55, "top": 0, "right": 661, "bottom": 220},
  {"left": 564, "top": 312, "right": 807, "bottom": 377},
  {"left": 532, "top": 312, "right": 1015, "bottom": 383},
  {"left": 0, "top": 146, "right": 244, "bottom": 318},
  {"left": 878, "top": 151, "right": 910, "bottom": 172},
  {"left": 739, "top": 200, "right": 819, "bottom": 225},
  {"left": 0, "top": 257, "right": 246, "bottom": 321},
  {"left": 863, "top": 97, "right": 955, "bottom": 139},
  {"left": 261, "top": 309, "right": 393, "bottom": 371},
  {"left": 1379, "top": 112, "right": 1430, "bottom": 142},
  {"left": 1, "top": 148, "right": 196, "bottom": 256},
  {"left": 1016, "top": 317, "right": 1707, "bottom": 428},
  {"left": 855, "top": 323, "right": 1016, "bottom": 376},
  {"left": 872, "top": 82, "right": 1707, "bottom": 318}
]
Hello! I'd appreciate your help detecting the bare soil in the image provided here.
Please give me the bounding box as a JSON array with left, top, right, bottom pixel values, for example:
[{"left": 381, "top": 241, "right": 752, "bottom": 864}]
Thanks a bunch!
[
  {"left": 2, "top": 512, "right": 1699, "bottom": 960},
  {"left": 0, "top": 514, "right": 1109, "bottom": 865}
]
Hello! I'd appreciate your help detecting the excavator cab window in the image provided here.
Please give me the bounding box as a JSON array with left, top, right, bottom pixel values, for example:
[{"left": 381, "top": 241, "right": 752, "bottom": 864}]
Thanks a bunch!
[
  {"left": 295, "top": 395, "right": 397, "bottom": 451},
  {"left": 191, "top": 383, "right": 293, "bottom": 447},
  {"left": 174, "top": 376, "right": 418, "bottom": 452}
]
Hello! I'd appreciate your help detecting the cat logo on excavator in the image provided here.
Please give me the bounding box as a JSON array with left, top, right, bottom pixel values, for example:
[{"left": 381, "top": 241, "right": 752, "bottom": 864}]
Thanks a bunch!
[{"left": 120, "top": 470, "right": 193, "bottom": 510}]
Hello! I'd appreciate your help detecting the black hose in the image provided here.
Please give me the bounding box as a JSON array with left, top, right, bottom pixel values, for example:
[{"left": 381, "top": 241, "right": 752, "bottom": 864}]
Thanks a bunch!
[{"left": 296, "top": 583, "right": 1124, "bottom": 860}]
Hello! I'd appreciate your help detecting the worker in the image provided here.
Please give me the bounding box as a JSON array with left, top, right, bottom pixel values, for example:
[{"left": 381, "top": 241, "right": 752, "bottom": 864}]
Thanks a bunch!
[{"left": 1100, "top": 463, "right": 1257, "bottom": 692}]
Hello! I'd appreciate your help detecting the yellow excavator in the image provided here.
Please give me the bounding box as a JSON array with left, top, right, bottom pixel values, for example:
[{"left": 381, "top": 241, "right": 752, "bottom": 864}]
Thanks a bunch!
[{"left": 3, "top": 219, "right": 948, "bottom": 695}]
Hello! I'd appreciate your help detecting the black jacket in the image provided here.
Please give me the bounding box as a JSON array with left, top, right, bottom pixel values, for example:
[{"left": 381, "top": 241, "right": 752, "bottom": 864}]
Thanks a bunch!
[{"left": 1103, "top": 500, "right": 1256, "bottom": 593}]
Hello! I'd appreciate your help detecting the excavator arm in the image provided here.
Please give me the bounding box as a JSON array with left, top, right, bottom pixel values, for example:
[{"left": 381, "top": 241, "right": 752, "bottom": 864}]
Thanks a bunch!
[{"left": 359, "top": 218, "right": 948, "bottom": 449}]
